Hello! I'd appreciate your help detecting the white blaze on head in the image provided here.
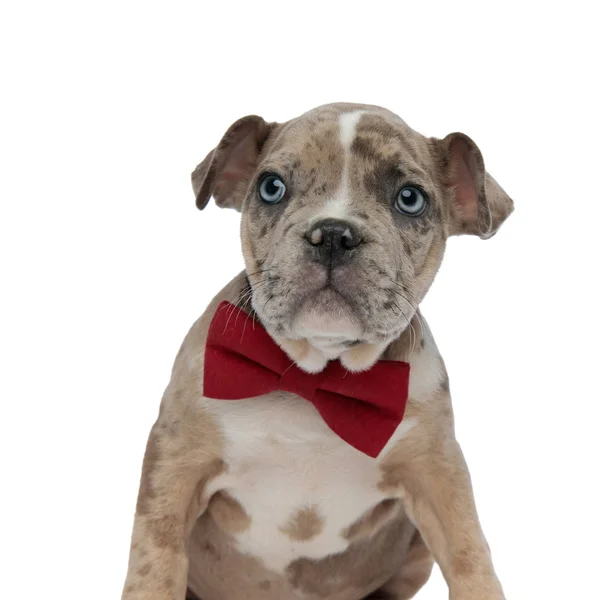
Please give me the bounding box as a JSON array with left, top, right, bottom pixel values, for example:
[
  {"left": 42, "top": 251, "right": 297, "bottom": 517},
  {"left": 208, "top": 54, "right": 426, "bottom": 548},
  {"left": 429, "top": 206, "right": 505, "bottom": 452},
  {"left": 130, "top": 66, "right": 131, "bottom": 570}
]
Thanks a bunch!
[
  {"left": 338, "top": 110, "right": 365, "bottom": 150},
  {"left": 311, "top": 110, "right": 366, "bottom": 224}
]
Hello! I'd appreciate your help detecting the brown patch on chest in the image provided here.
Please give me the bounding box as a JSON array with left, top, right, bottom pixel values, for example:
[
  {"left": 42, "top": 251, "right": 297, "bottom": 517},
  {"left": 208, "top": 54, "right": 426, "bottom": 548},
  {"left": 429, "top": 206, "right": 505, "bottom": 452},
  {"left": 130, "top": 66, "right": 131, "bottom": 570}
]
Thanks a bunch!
[
  {"left": 279, "top": 504, "right": 324, "bottom": 541},
  {"left": 207, "top": 491, "right": 251, "bottom": 534},
  {"left": 343, "top": 499, "right": 401, "bottom": 540},
  {"left": 286, "top": 513, "right": 415, "bottom": 598}
]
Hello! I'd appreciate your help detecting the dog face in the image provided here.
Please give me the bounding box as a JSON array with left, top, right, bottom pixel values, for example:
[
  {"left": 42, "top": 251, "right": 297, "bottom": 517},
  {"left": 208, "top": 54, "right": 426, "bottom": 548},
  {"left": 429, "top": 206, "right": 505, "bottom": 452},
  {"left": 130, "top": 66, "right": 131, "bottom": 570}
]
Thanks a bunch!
[{"left": 193, "top": 103, "right": 513, "bottom": 372}]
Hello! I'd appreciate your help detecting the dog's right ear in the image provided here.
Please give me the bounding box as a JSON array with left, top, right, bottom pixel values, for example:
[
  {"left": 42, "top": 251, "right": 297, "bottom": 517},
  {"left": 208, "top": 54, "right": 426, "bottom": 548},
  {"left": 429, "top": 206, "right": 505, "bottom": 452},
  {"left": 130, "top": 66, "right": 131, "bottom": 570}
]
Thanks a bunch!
[{"left": 192, "top": 115, "right": 277, "bottom": 211}]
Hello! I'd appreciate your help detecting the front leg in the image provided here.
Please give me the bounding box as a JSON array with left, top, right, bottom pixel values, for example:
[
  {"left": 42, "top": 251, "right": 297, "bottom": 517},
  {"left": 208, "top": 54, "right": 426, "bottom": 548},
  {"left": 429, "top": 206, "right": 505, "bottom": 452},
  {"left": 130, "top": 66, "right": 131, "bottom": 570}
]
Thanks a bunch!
[
  {"left": 122, "top": 421, "right": 224, "bottom": 600},
  {"left": 383, "top": 437, "right": 505, "bottom": 600}
]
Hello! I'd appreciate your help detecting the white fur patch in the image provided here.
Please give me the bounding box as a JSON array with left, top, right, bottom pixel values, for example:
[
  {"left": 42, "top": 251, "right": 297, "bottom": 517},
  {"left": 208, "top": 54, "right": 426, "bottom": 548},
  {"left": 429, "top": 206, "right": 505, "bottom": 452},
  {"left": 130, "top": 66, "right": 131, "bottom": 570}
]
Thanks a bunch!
[
  {"left": 340, "top": 341, "right": 387, "bottom": 372},
  {"left": 203, "top": 394, "right": 416, "bottom": 573},
  {"left": 338, "top": 110, "right": 365, "bottom": 150},
  {"left": 275, "top": 337, "right": 329, "bottom": 373},
  {"left": 407, "top": 321, "right": 446, "bottom": 402},
  {"left": 315, "top": 195, "right": 352, "bottom": 222},
  {"left": 309, "top": 110, "right": 365, "bottom": 225}
]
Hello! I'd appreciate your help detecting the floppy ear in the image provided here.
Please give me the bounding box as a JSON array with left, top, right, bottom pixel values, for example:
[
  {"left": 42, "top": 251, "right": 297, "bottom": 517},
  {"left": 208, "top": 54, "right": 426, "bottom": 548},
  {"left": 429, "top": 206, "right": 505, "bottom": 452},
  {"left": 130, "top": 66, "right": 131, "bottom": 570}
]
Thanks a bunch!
[
  {"left": 192, "top": 115, "right": 277, "bottom": 211},
  {"left": 437, "top": 132, "right": 514, "bottom": 239}
]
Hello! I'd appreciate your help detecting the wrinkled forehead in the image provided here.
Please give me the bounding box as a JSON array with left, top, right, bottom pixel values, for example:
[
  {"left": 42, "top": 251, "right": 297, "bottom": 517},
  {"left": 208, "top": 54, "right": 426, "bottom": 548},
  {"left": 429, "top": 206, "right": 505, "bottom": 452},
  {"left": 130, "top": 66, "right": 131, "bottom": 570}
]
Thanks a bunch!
[{"left": 262, "top": 105, "right": 435, "bottom": 186}]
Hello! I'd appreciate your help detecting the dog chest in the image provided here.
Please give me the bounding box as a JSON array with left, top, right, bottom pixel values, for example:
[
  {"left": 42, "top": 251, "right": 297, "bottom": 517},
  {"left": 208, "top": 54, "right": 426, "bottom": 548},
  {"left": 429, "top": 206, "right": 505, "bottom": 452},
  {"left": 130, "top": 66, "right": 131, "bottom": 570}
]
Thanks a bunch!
[{"left": 201, "top": 393, "right": 413, "bottom": 573}]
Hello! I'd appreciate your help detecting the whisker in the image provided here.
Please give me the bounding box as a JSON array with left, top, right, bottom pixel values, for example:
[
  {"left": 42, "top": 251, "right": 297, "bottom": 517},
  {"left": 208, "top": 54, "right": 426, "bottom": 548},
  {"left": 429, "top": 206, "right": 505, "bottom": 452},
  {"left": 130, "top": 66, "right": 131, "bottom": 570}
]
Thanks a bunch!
[
  {"left": 388, "top": 297, "right": 418, "bottom": 358},
  {"left": 234, "top": 268, "right": 273, "bottom": 281},
  {"left": 384, "top": 278, "right": 425, "bottom": 334},
  {"left": 225, "top": 280, "right": 268, "bottom": 333},
  {"left": 241, "top": 309, "right": 254, "bottom": 342}
]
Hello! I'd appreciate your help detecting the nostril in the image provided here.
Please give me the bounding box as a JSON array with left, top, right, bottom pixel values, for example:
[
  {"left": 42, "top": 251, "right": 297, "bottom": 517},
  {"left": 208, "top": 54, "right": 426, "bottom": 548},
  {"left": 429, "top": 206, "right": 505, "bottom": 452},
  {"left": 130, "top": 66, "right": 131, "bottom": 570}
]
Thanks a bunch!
[
  {"left": 341, "top": 227, "right": 361, "bottom": 249},
  {"left": 340, "top": 228, "right": 357, "bottom": 250}
]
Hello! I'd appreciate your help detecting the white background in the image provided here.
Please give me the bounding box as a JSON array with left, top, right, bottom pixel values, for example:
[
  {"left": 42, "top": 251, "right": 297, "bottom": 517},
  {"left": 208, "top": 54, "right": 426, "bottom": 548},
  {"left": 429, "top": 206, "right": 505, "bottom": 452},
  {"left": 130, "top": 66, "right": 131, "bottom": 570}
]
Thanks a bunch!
[{"left": 1, "top": 1, "right": 599, "bottom": 598}]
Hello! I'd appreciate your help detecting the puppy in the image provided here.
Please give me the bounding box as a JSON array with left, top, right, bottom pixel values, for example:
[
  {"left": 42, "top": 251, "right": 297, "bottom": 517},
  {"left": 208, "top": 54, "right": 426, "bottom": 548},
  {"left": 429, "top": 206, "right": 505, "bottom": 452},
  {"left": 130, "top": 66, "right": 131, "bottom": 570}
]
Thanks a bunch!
[{"left": 122, "top": 103, "right": 513, "bottom": 600}]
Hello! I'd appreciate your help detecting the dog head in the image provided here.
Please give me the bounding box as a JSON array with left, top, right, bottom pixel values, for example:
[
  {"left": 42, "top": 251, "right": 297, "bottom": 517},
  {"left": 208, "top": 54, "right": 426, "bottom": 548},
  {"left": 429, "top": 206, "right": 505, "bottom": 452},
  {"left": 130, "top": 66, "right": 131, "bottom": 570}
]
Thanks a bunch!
[{"left": 192, "top": 103, "right": 513, "bottom": 373}]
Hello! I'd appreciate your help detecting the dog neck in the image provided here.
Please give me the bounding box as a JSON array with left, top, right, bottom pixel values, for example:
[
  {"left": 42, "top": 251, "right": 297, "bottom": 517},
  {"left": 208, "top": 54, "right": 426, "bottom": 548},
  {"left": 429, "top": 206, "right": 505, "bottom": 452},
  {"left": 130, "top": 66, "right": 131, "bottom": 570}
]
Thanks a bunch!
[
  {"left": 274, "top": 318, "right": 422, "bottom": 374},
  {"left": 238, "top": 276, "right": 422, "bottom": 374}
]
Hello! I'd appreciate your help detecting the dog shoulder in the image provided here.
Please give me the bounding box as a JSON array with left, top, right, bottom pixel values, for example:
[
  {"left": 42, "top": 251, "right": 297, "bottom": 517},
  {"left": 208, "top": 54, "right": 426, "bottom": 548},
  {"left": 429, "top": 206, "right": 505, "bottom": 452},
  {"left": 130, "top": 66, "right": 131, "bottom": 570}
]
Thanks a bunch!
[
  {"left": 152, "top": 274, "right": 248, "bottom": 432},
  {"left": 170, "top": 273, "right": 247, "bottom": 384}
]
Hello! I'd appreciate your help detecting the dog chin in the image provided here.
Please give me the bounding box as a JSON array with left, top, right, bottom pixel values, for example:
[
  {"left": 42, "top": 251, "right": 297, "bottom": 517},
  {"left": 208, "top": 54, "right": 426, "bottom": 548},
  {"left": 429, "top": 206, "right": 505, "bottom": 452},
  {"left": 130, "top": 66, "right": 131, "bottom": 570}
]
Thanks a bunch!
[
  {"left": 292, "top": 288, "right": 362, "bottom": 340},
  {"left": 268, "top": 289, "right": 370, "bottom": 374}
]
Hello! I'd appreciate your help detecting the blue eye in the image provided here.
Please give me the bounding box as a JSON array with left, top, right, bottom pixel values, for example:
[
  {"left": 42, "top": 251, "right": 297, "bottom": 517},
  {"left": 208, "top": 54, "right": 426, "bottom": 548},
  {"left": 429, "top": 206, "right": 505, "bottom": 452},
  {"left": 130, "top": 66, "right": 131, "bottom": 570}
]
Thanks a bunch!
[
  {"left": 259, "top": 174, "right": 286, "bottom": 204},
  {"left": 395, "top": 186, "right": 427, "bottom": 216}
]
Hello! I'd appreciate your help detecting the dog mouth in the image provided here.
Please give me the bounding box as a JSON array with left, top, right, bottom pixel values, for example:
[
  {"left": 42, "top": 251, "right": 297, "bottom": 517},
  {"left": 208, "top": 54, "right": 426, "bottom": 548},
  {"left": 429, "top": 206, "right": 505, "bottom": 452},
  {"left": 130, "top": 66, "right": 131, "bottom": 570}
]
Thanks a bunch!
[
  {"left": 290, "top": 285, "right": 363, "bottom": 340},
  {"left": 250, "top": 258, "right": 411, "bottom": 347}
]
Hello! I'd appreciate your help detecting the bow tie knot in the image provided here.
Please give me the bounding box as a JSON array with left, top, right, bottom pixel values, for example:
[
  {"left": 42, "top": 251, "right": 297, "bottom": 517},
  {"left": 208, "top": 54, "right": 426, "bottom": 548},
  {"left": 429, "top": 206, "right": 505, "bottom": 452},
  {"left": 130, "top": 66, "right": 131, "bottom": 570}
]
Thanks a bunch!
[{"left": 278, "top": 365, "right": 322, "bottom": 400}]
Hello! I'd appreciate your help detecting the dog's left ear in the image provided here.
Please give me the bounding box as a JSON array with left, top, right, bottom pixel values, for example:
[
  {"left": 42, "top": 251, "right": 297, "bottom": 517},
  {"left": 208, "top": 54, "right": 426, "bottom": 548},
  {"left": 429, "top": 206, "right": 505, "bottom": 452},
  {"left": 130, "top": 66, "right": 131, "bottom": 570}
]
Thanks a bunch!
[
  {"left": 192, "top": 115, "right": 277, "bottom": 211},
  {"left": 436, "top": 133, "right": 514, "bottom": 239}
]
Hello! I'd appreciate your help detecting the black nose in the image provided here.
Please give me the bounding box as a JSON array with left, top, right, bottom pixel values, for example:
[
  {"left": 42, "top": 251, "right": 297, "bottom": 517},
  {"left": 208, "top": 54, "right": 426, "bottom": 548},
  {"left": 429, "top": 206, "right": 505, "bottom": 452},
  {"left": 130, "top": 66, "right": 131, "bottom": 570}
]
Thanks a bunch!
[{"left": 305, "top": 218, "right": 363, "bottom": 266}]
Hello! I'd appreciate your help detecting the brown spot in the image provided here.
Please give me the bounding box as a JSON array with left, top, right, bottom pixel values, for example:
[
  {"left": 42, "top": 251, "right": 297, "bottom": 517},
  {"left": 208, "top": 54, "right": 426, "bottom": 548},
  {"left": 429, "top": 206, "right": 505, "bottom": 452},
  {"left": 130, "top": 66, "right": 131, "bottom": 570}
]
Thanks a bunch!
[
  {"left": 440, "top": 373, "right": 450, "bottom": 393},
  {"left": 437, "top": 359, "right": 450, "bottom": 394},
  {"left": 313, "top": 182, "right": 328, "bottom": 196},
  {"left": 280, "top": 505, "right": 324, "bottom": 541},
  {"left": 146, "top": 514, "right": 182, "bottom": 549},
  {"left": 137, "top": 563, "right": 152, "bottom": 577},
  {"left": 343, "top": 499, "right": 400, "bottom": 540},
  {"left": 136, "top": 431, "right": 160, "bottom": 515},
  {"left": 208, "top": 491, "right": 251, "bottom": 534},
  {"left": 351, "top": 135, "right": 382, "bottom": 162},
  {"left": 201, "top": 540, "right": 220, "bottom": 560},
  {"left": 259, "top": 580, "right": 272, "bottom": 590},
  {"left": 452, "top": 548, "right": 476, "bottom": 577}
]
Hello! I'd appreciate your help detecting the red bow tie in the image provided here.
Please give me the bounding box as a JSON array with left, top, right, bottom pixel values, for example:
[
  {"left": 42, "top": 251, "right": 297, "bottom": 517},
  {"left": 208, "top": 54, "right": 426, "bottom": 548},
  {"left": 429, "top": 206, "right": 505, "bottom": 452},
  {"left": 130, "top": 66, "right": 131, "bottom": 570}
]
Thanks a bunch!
[{"left": 203, "top": 301, "right": 410, "bottom": 458}]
